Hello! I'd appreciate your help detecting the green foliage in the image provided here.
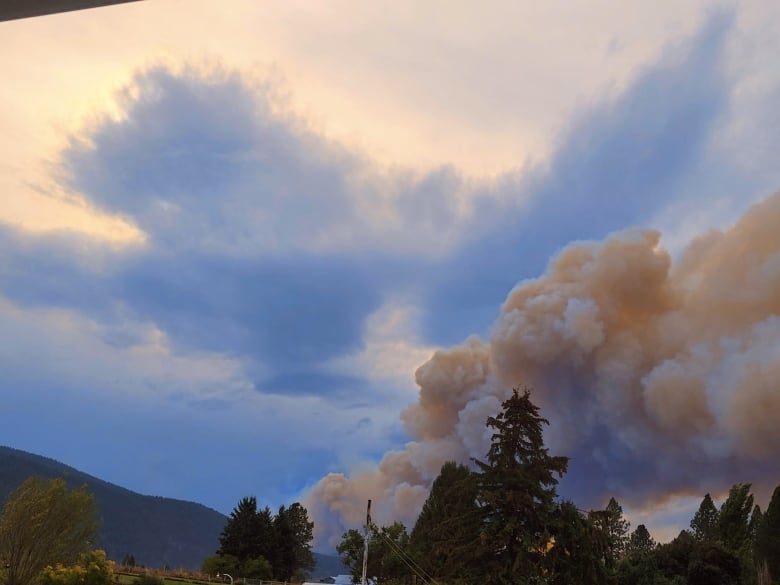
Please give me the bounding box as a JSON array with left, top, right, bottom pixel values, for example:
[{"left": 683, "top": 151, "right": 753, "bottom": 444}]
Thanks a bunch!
[
  {"left": 243, "top": 556, "right": 273, "bottom": 580},
  {"left": 655, "top": 530, "right": 695, "bottom": 580},
  {"left": 39, "top": 550, "right": 113, "bottom": 585},
  {"left": 200, "top": 554, "right": 239, "bottom": 577},
  {"left": 0, "top": 477, "right": 97, "bottom": 585},
  {"left": 272, "top": 503, "right": 314, "bottom": 581},
  {"left": 0, "top": 448, "right": 227, "bottom": 570},
  {"left": 215, "top": 497, "right": 314, "bottom": 580},
  {"left": 627, "top": 525, "right": 656, "bottom": 558},
  {"left": 218, "top": 497, "right": 268, "bottom": 564},
  {"left": 690, "top": 494, "right": 719, "bottom": 543},
  {"left": 546, "top": 501, "right": 609, "bottom": 585},
  {"left": 718, "top": 483, "right": 754, "bottom": 553},
  {"left": 336, "top": 528, "right": 364, "bottom": 583},
  {"left": 756, "top": 484, "right": 780, "bottom": 583},
  {"left": 337, "top": 522, "right": 412, "bottom": 585},
  {"left": 687, "top": 541, "right": 741, "bottom": 585},
  {"left": 473, "top": 387, "right": 569, "bottom": 584},
  {"left": 409, "top": 461, "right": 481, "bottom": 582},
  {"left": 603, "top": 497, "right": 631, "bottom": 565}
]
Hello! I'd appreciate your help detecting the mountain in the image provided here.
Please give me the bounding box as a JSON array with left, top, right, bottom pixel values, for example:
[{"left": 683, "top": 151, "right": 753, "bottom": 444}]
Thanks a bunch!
[
  {"left": 0, "top": 446, "right": 226, "bottom": 569},
  {"left": 0, "top": 447, "right": 346, "bottom": 576}
]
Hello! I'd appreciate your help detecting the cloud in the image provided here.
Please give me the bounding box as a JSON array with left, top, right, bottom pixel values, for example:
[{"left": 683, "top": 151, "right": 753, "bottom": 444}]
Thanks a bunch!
[{"left": 420, "top": 10, "right": 732, "bottom": 345}]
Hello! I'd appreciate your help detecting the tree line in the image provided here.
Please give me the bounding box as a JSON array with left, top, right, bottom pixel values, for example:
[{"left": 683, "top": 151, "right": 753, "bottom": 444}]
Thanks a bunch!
[
  {"left": 202, "top": 497, "right": 314, "bottom": 582},
  {"left": 337, "top": 387, "right": 780, "bottom": 585}
]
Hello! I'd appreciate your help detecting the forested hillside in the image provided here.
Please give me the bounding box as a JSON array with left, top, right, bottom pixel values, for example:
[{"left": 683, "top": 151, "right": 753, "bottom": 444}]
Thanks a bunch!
[{"left": 0, "top": 446, "right": 226, "bottom": 569}]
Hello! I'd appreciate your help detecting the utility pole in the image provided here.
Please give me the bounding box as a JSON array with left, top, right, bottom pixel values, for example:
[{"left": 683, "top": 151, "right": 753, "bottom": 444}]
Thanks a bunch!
[{"left": 361, "top": 499, "right": 371, "bottom": 585}]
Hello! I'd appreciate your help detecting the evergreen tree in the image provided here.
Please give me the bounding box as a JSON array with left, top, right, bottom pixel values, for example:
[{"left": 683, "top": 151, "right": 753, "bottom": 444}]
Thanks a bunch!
[
  {"left": 546, "top": 501, "right": 608, "bottom": 585},
  {"left": 255, "top": 505, "right": 276, "bottom": 564},
  {"left": 655, "top": 530, "right": 695, "bottom": 581},
  {"left": 688, "top": 542, "right": 741, "bottom": 585},
  {"left": 410, "top": 461, "right": 481, "bottom": 582},
  {"left": 604, "top": 497, "right": 631, "bottom": 564},
  {"left": 718, "top": 483, "right": 754, "bottom": 553},
  {"left": 272, "top": 503, "right": 314, "bottom": 581},
  {"left": 756, "top": 484, "right": 780, "bottom": 582},
  {"left": 473, "top": 387, "right": 569, "bottom": 584},
  {"left": 626, "top": 524, "right": 655, "bottom": 558},
  {"left": 218, "top": 497, "right": 263, "bottom": 562},
  {"left": 690, "top": 493, "right": 720, "bottom": 543}
]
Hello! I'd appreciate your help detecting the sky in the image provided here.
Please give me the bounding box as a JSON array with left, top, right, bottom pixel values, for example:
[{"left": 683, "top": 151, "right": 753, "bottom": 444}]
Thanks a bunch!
[{"left": 2, "top": 0, "right": 780, "bottom": 552}]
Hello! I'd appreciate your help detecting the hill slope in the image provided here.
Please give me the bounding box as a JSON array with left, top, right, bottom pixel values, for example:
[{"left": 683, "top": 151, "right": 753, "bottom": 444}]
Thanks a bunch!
[
  {"left": 0, "top": 447, "right": 346, "bottom": 576},
  {"left": 0, "top": 446, "right": 225, "bottom": 569}
]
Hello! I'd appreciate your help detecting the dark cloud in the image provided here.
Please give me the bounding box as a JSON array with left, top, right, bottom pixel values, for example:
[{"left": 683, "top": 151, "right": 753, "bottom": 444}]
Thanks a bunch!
[
  {"left": 0, "top": 12, "right": 734, "bottom": 407},
  {"left": 255, "top": 372, "right": 365, "bottom": 398}
]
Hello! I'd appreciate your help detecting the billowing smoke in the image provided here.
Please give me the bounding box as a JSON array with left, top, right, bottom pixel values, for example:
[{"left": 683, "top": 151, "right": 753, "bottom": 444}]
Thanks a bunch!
[{"left": 306, "top": 191, "right": 780, "bottom": 547}]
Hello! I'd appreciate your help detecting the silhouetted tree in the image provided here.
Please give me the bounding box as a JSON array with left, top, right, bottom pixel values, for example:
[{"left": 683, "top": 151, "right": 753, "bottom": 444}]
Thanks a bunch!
[
  {"left": 718, "top": 483, "right": 754, "bottom": 553},
  {"left": 410, "top": 461, "right": 481, "bottom": 582},
  {"left": 756, "top": 484, "right": 780, "bottom": 582},
  {"left": 546, "top": 501, "right": 608, "bottom": 585},
  {"left": 626, "top": 525, "right": 655, "bottom": 558},
  {"left": 272, "top": 503, "right": 314, "bottom": 581},
  {"left": 604, "top": 497, "right": 631, "bottom": 565},
  {"left": 474, "top": 387, "right": 569, "bottom": 584},
  {"left": 690, "top": 493, "right": 720, "bottom": 543}
]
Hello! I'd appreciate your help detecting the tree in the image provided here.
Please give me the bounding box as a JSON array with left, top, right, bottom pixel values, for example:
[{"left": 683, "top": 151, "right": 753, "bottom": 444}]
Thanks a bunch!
[
  {"left": 546, "top": 501, "right": 608, "bottom": 585},
  {"left": 218, "top": 497, "right": 267, "bottom": 563},
  {"left": 687, "top": 542, "right": 741, "bottom": 585},
  {"left": 655, "top": 530, "right": 695, "bottom": 582},
  {"left": 271, "top": 503, "right": 314, "bottom": 581},
  {"left": 718, "top": 483, "right": 754, "bottom": 553},
  {"left": 690, "top": 494, "right": 719, "bottom": 543},
  {"left": 756, "top": 484, "right": 780, "bottom": 582},
  {"left": 337, "top": 522, "right": 412, "bottom": 585},
  {"left": 0, "top": 477, "right": 97, "bottom": 585},
  {"left": 39, "top": 550, "right": 113, "bottom": 585},
  {"left": 410, "top": 461, "right": 481, "bottom": 582},
  {"left": 473, "top": 387, "right": 569, "bottom": 584},
  {"left": 215, "top": 497, "right": 314, "bottom": 580},
  {"left": 200, "top": 554, "right": 240, "bottom": 578},
  {"left": 626, "top": 525, "right": 655, "bottom": 558},
  {"left": 604, "top": 497, "right": 631, "bottom": 565}
]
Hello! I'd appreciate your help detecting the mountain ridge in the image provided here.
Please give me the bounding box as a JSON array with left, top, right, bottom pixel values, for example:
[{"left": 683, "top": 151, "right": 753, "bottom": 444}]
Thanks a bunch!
[{"left": 0, "top": 446, "right": 344, "bottom": 576}]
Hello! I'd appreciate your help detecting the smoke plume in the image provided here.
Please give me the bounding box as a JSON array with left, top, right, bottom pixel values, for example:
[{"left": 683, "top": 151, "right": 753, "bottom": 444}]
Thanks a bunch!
[{"left": 306, "top": 191, "right": 780, "bottom": 547}]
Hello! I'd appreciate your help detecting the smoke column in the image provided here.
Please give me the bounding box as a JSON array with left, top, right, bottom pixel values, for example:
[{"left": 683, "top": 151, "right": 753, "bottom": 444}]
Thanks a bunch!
[{"left": 306, "top": 191, "right": 780, "bottom": 547}]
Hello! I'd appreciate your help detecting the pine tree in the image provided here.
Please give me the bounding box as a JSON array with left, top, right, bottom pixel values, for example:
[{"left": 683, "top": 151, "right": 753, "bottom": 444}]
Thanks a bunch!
[
  {"left": 690, "top": 493, "right": 720, "bottom": 543},
  {"left": 218, "top": 497, "right": 262, "bottom": 562},
  {"left": 546, "top": 502, "right": 608, "bottom": 585},
  {"left": 272, "top": 503, "right": 314, "bottom": 581},
  {"left": 604, "top": 497, "right": 631, "bottom": 563},
  {"left": 627, "top": 524, "right": 655, "bottom": 557},
  {"left": 410, "top": 461, "right": 481, "bottom": 582},
  {"left": 756, "top": 484, "right": 780, "bottom": 582},
  {"left": 718, "top": 483, "right": 754, "bottom": 553},
  {"left": 474, "top": 387, "right": 569, "bottom": 585}
]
